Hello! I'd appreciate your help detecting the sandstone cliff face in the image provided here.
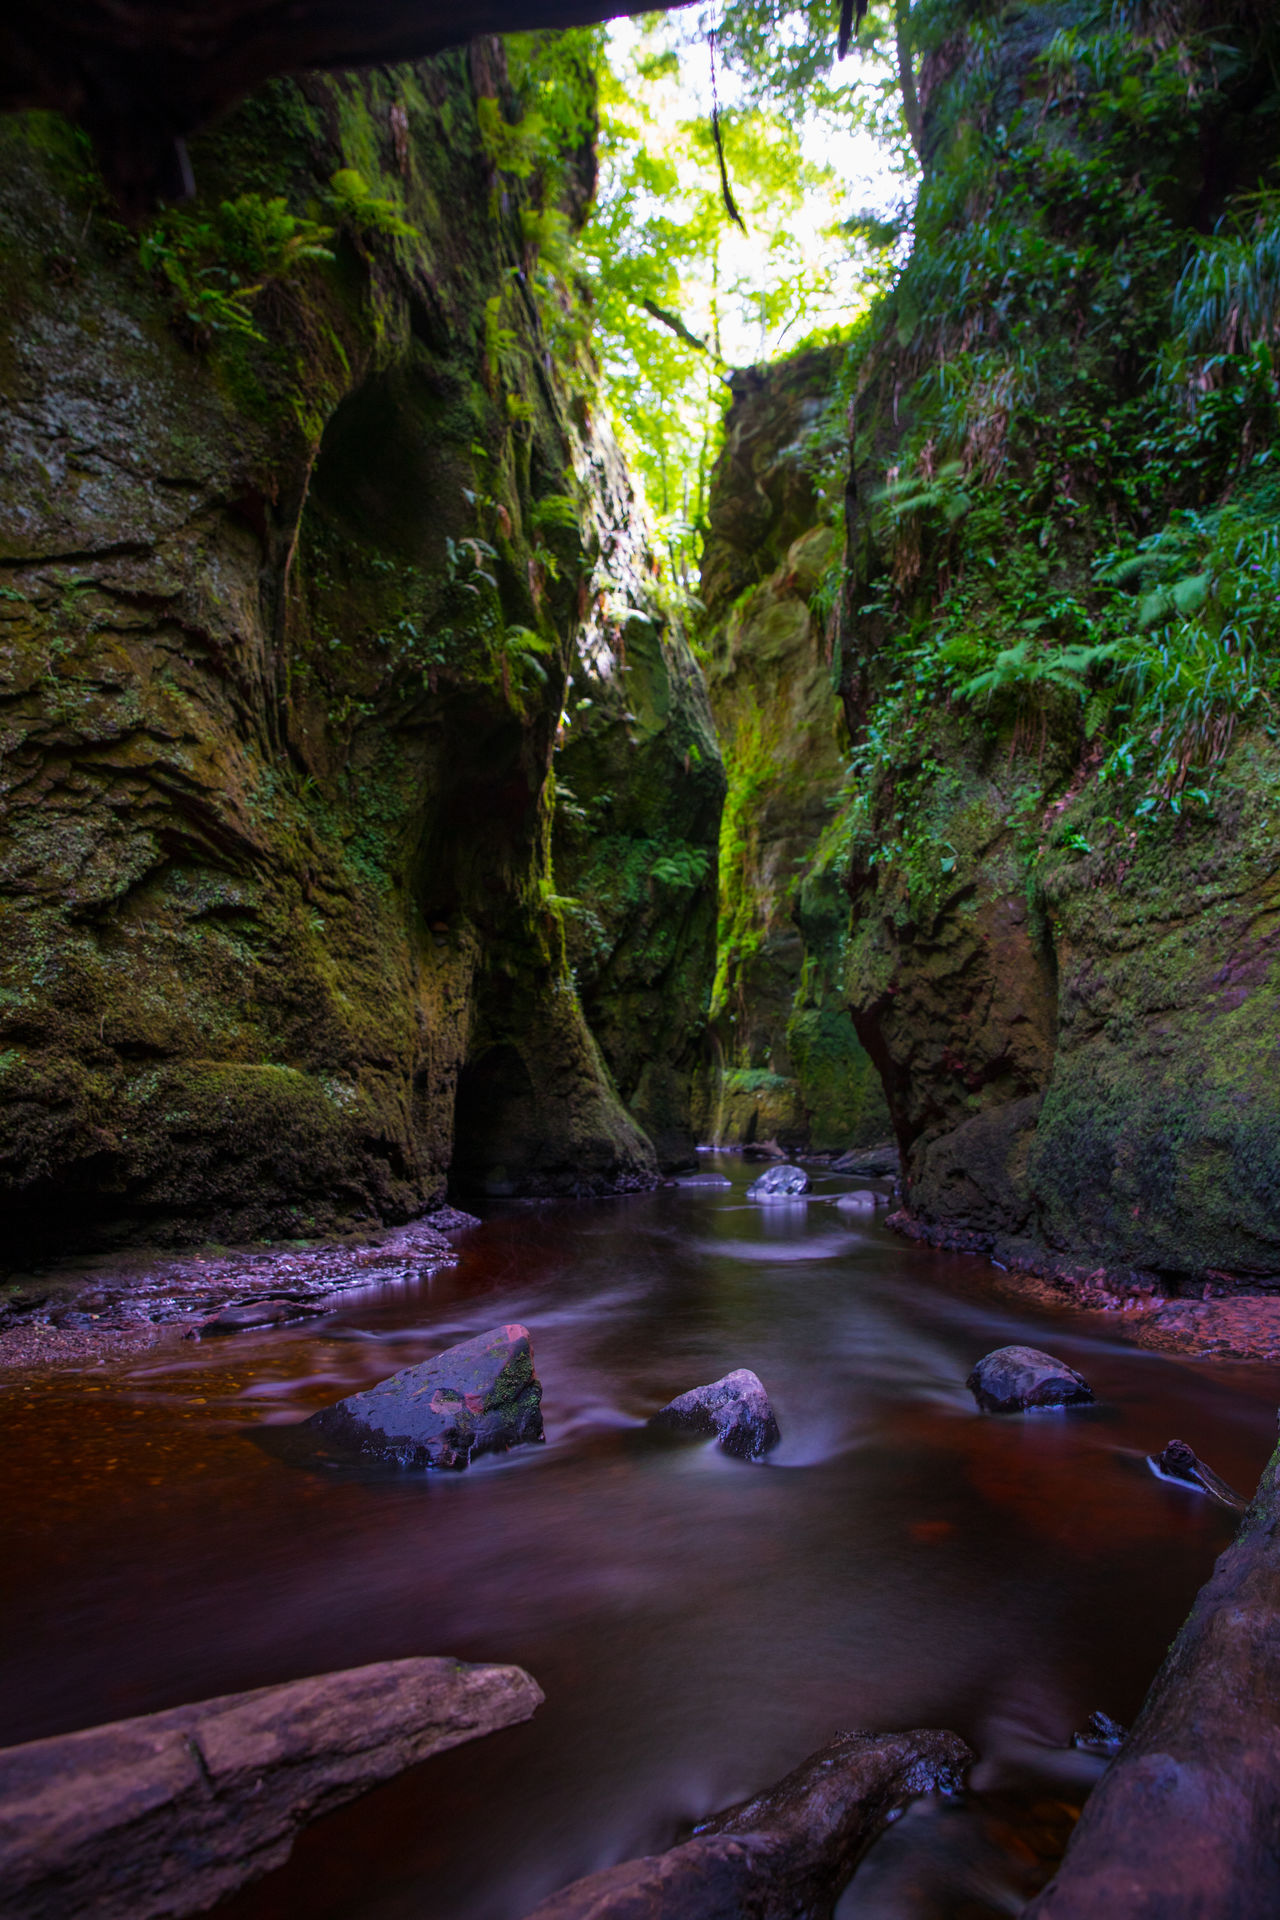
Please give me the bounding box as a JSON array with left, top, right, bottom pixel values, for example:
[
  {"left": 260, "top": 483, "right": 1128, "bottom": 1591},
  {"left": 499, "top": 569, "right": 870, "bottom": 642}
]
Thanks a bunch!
[
  {"left": 837, "top": 0, "right": 1280, "bottom": 1288},
  {"left": 696, "top": 355, "right": 890, "bottom": 1153},
  {"left": 0, "top": 45, "right": 719, "bottom": 1255}
]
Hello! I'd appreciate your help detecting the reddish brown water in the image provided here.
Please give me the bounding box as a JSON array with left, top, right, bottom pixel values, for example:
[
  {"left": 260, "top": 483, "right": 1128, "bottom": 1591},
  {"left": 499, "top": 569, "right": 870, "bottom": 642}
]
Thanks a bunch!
[{"left": 4, "top": 1158, "right": 1277, "bottom": 1917}]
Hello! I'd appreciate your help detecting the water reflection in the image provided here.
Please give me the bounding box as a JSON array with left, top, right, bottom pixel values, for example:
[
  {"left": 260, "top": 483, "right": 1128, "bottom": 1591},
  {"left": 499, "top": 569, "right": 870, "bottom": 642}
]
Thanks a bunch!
[{"left": 2, "top": 1156, "right": 1273, "bottom": 1919}]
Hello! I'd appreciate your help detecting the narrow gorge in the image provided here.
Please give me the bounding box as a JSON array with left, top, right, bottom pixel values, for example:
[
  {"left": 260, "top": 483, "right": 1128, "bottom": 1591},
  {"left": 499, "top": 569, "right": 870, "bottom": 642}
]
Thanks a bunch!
[{"left": 3, "top": 1, "right": 1280, "bottom": 1916}]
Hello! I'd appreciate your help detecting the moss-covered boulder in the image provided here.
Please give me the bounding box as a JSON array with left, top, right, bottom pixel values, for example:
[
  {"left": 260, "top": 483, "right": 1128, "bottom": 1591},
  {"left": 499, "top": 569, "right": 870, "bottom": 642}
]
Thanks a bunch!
[
  {"left": 695, "top": 355, "right": 890, "bottom": 1153},
  {"left": 0, "top": 41, "right": 694, "bottom": 1255}
]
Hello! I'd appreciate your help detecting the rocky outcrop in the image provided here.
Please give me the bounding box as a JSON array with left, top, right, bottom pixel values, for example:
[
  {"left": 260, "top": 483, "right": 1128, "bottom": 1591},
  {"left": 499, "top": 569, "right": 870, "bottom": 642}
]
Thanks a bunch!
[
  {"left": 0, "top": 40, "right": 717, "bottom": 1258},
  {"left": 650, "top": 1367, "right": 781, "bottom": 1460},
  {"left": 0, "top": 1655, "right": 543, "bottom": 1920},
  {"left": 301, "top": 1322, "right": 543, "bottom": 1469},
  {"left": 522, "top": 1727, "right": 973, "bottom": 1919},
  {"left": 835, "top": 0, "right": 1280, "bottom": 1293},
  {"left": 695, "top": 356, "right": 890, "bottom": 1156},
  {"left": 1025, "top": 1432, "right": 1280, "bottom": 1916},
  {"left": 966, "top": 1346, "right": 1093, "bottom": 1414},
  {"left": 1, "top": 0, "right": 677, "bottom": 207}
]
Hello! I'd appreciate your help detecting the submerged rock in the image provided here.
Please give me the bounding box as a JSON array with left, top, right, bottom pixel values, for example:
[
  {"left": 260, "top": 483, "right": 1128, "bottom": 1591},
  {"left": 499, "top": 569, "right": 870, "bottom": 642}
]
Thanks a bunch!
[
  {"left": 522, "top": 1726, "right": 972, "bottom": 1919},
  {"left": 835, "top": 1188, "right": 882, "bottom": 1212},
  {"left": 302, "top": 1323, "right": 543, "bottom": 1469},
  {"left": 1149, "top": 1438, "right": 1247, "bottom": 1511},
  {"left": 0, "top": 1655, "right": 542, "bottom": 1920},
  {"left": 747, "top": 1163, "right": 811, "bottom": 1200},
  {"left": 650, "top": 1369, "right": 781, "bottom": 1460},
  {"left": 966, "top": 1346, "right": 1093, "bottom": 1414}
]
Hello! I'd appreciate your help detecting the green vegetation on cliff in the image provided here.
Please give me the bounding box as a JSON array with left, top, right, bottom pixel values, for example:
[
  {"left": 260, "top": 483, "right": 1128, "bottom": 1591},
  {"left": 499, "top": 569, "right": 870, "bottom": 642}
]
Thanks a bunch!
[
  {"left": 0, "top": 39, "right": 727, "bottom": 1253},
  {"left": 833, "top": 0, "right": 1280, "bottom": 1283}
]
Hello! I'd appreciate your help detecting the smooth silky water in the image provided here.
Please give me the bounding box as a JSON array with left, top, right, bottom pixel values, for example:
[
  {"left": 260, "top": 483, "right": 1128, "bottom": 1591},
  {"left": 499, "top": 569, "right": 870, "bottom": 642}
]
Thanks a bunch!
[{"left": 5, "top": 1157, "right": 1276, "bottom": 1917}]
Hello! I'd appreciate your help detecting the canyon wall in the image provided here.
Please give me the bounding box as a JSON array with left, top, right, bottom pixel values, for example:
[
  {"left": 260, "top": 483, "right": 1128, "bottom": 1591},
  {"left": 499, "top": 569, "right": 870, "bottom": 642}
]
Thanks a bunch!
[
  {"left": 0, "top": 40, "right": 720, "bottom": 1257},
  {"left": 695, "top": 356, "right": 890, "bottom": 1154},
  {"left": 835, "top": 0, "right": 1280, "bottom": 1289}
]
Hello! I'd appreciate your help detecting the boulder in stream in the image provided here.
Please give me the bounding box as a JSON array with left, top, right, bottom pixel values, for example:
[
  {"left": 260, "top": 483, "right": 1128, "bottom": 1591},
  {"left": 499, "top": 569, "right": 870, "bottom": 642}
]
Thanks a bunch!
[
  {"left": 747, "top": 1163, "right": 810, "bottom": 1200},
  {"left": 302, "top": 1322, "right": 543, "bottom": 1469},
  {"left": 650, "top": 1369, "right": 781, "bottom": 1460},
  {"left": 0, "top": 1656, "right": 542, "bottom": 1920},
  {"left": 835, "top": 1189, "right": 882, "bottom": 1212},
  {"left": 966, "top": 1346, "right": 1093, "bottom": 1414},
  {"left": 522, "top": 1725, "right": 973, "bottom": 1919}
]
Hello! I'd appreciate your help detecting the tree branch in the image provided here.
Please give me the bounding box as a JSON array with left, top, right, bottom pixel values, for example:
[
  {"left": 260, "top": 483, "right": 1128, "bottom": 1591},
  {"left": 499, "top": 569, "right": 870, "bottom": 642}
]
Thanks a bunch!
[{"left": 638, "top": 298, "right": 725, "bottom": 364}]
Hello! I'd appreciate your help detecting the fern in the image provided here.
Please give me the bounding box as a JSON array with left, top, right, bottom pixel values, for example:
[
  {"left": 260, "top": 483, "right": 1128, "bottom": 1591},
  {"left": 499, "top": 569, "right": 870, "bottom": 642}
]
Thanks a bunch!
[
  {"left": 325, "top": 169, "right": 416, "bottom": 244},
  {"left": 1103, "top": 525, "right": 1280, "bottom": 805},
  {"left": 958, "top": 638, "right": 1117, "bottom": 704},
  {"left": 649, "top": 844, "right": 712, "bottom": 890},
  {"left": 476, "top": 97, "right": 550, "bottom": 181},
  {"left": 139, "top": 193, "right": 334, "bottom": 345}
]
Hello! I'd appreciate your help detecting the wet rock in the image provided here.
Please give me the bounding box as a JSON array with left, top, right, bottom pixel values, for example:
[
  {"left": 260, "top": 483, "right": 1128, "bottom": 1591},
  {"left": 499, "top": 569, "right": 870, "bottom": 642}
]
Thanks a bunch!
[
  {"left": 832, "top": 1143, "right": 901, "bottom": 1177},
  {"left": 186, "top": 1297, "right": 327, "bottom": 1338},
  {"left": 425, "top": 1206, "right": 482, "bottom": 1233},
  {"left": 835, "top": 1188, "right": 882, "bottom": 1212},
  {"left": 1071, "top": 1710, "right": 1127, "bottom": 1758},
  {"left": 0, "top": 1655, "right": 542, "bottom": 1920},
  {"left": 302, "top": 1323, "right": 543, "bottom": 1470},
  {"left": 1148, "top": 1438, "right": 1247, "bottom": 1511},
  {"left": 650, "top": 1369, "right": 781, "bottom": 1460},
  {"left": 1025, "top": 1434, "right": 1280, "bottom": 1917},
  {"left": 522, "top": 1726, "right": 973, "bottom": 1919},
  {"left": 747, "top": 1163, "right": 811, "bottom": 1200},
  {"left": 966, "top": 1346, "right": 1093, "bottom": 1414}
]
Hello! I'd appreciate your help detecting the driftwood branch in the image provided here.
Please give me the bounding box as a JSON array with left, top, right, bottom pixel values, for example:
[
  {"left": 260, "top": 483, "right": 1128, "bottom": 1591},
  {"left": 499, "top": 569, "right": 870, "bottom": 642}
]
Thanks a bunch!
[{"left": 524, "top": 1726, "right": 973, "bottom": 1918}]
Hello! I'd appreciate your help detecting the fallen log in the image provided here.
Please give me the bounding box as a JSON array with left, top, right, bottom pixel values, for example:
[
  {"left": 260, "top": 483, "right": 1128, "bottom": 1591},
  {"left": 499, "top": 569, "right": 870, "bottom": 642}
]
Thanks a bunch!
[
  {"left": 1026, "top": 1429, "right": 1280, "bottom": 1917},
  {"left": 523, "top": 1726, "right": 973, "bottom": 1919},
  {"left": 0, "top": 1655, "right": 542, "bottom": 1920}
]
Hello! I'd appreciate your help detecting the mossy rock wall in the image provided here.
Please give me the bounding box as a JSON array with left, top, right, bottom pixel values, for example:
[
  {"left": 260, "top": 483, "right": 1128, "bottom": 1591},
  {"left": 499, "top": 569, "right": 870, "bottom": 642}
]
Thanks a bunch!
[
  {"left": 836, "top": 0, "right": 1280, "bottom": 1288},
  {"left": 0, "top": 43, "right": 716, "bottom": 1254},
  {"left": 696, "top": 355, "right": 890, "bottom": 1154},
  {"left": 551, "top": 427, "right": 724, "bottom": 1172}
]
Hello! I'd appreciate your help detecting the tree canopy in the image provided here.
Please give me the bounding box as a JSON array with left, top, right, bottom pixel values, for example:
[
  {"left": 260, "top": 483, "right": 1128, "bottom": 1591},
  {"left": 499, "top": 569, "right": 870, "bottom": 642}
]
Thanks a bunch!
[{"left": 511, "top": 4, "right": 917, "bottom": 591}]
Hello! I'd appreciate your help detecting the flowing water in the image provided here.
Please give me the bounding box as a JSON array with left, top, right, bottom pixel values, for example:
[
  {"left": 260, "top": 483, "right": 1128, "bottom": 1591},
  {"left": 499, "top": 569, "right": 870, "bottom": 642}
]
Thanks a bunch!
[{"left": 5, "top": 1158, "right": 1277, "bottom": 1917}]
